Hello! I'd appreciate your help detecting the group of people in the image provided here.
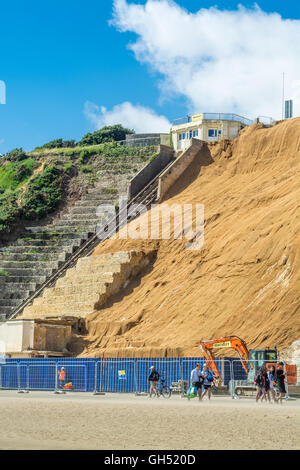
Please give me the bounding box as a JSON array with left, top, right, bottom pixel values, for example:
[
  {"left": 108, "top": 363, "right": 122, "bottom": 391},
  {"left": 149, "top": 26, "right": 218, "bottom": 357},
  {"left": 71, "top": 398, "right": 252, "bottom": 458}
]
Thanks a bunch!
[
  {"left": 190, "top": 363, "right": 215, "bottom": 401},
  {"left": 255, "top": 362, "right": 286, "bottom": 403},
  {"left": 147, "top": 363, "right": 215, "bottom": 400},
  {"left": 58, "top": 362, "right": 287, "bottom": 401}
]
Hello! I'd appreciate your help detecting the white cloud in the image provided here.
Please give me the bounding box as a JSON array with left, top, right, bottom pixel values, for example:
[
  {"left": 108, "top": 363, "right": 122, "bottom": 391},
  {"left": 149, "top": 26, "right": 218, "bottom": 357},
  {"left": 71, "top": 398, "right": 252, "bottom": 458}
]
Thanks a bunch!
[
  {"left": 112, "top": 0, "right": 300, "bottom": 119},
  {"left": 84, "top": 101, "right": 171, "bottom": 133}
]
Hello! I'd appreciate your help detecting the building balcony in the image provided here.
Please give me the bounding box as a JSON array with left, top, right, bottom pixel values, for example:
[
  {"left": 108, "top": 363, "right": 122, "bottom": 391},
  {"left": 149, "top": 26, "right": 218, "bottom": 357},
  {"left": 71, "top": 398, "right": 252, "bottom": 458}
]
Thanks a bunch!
[{"left": 172, "top": 113, "right": 253, "bottom": 127}]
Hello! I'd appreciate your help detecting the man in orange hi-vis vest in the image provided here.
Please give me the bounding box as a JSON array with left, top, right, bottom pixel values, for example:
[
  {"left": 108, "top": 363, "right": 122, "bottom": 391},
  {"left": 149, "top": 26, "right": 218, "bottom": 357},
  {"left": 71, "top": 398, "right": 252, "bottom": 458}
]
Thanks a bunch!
[{"left": 57, "top": 367, "right": 65, "bottom": 391}]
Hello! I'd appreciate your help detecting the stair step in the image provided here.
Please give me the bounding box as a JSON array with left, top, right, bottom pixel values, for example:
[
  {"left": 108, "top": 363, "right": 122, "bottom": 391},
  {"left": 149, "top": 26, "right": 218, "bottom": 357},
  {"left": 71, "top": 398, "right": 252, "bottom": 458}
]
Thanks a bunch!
[
  {"left": 0, "top": 298, "right": 22, "bottom": 307},
  {"left": 65, "top": 265, "right": 122, "bottom": 278},
  {"left": 17, "top": 239, "right": 82, "bottom": 247},
  {"left": 60, "top": 213, "right": 105, "bottom": 222},
  {"left": 71, "top": 205, "right": 108, "bottom": 214},
  {"left": 2, "top": 290, "right": 31, "bottom": 300},
  {"left": 34, "top": 292, "right": 101, "bottom": 306},
  {"left": 55, "top": 217, "right": 102, "bottom": 225},
  {"left": 0, "top": 279, "right": 38, "bottom": 290},
  {"left": 20, "top": 232, "right": 89, "bottom": 240},
  {"left": 25, "top": 225, "right": 94, "bottom": 234},
  {"left": 74, "top": 200, "right": 117, "bottom": 208},
  {"left": 0, "top": 306, "right": 15, "bottom": 316},
  {"left": 24, "top": 303, "right": 95, "bottom": 316},
  {"left": 82, "top": 194, "right": 119, "bottom": 201},
  {"left": 0, "top": 245, "right": 75, "bottom": 255},
  {"left": 0, "top": 252, "right": 68, "bottom": 262},
  {"left": 0, "top": 260, "right": 61, "bottom": 270},
  {"left": 56, "top": 275, "right": 113, "bottom": 287},
  {"left": 42, "top": 281, "right": 111, "bottom": 298},
  {"left": 0, "top": 267, "right": 53, "bottom": 277}
]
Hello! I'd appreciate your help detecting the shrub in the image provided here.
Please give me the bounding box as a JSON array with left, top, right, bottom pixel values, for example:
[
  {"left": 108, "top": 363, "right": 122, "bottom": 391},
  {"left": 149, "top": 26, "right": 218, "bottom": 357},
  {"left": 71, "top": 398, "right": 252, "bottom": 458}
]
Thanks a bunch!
[
  {"left": 35, "top": 138, "right": 77, "bottom": 150},
  {"left": 64, "top": 162, "right": 76, "bottom": 176},
  {"left": 78, "top": 124, "right": 135, "bottom": 147},
  {"left": 4, "top": 148, "right": 28, "bottom": 162},
  {"left": 80, "top": 165, "right": 92, "bottom": 173},
  {"left": 21, "top": 165, "right": 64, "bottom": 219},
  {"left": 0, "top": 190, "right": 21, "bottom": 234},
  {"left": 79, "top": 148, "right": 97, "bottom": 165}
]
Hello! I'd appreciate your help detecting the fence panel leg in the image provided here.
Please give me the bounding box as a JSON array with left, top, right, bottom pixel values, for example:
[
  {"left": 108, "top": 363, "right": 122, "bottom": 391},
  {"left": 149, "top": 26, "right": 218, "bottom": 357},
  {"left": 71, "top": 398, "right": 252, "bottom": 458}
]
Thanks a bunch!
[
  {"left": 180, "top": 361, "right": 184, "bottom": 398},
  {"left": 134, "top": 360, "right": 138, "bottom": 396},
  {"left": 230, "top": 362, "right": 236, "bottom": 399},
  {"left": 284, "top": 361, "right": 290, "bottom": 400},
  {"left": 93, "top": 361, "right": 105, "bottom": 395},
  {"left": 54, "top": 363, "right": 58, "bottom": 393},
  {"left": 93, "top": 362, "right": 98, "bottom": 394},
  {"left": 17, "top": 363, "right": 20, "bottom": 392}
]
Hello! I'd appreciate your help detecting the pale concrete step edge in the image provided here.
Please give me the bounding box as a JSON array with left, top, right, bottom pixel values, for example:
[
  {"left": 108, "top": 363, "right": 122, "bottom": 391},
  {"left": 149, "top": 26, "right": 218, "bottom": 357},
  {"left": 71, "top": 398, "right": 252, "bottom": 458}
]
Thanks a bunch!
[
  {"left": 42, "top": 280, "right": 113, "bottom": 298},
  {"left": 75, "top": 252, "right": 132, "bottom": 267},
  {"left": 55, "top": 274, "right": 114, "bottom": 287}
]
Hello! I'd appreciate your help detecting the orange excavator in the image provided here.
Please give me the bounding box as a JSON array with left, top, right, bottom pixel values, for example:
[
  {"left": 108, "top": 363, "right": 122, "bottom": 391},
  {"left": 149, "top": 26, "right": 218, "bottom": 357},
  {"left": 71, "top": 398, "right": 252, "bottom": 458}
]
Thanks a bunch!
[{"left": 199, "top": 336, "right": 297, "bottom": 396}]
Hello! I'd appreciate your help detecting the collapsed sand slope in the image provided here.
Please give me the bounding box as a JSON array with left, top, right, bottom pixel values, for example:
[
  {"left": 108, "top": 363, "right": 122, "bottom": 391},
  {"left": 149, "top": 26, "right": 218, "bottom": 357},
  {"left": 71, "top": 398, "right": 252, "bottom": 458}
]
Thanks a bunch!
[{"left": 77, "top": 119, "right": 300, "bottom": 357}]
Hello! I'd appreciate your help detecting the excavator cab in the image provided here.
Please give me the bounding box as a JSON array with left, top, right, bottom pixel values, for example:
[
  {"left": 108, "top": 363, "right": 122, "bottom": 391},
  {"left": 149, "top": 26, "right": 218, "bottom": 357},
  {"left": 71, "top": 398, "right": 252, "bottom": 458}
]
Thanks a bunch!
[{"left": 247, "top": 347, "right": 277, "bottom": 383}]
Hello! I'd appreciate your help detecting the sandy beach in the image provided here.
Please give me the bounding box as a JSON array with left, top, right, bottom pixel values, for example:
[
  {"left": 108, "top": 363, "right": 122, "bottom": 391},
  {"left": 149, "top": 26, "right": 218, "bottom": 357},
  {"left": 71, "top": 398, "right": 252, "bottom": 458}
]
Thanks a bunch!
[{"left": 0, "top": 391, "right": 298, "bottom": 450}]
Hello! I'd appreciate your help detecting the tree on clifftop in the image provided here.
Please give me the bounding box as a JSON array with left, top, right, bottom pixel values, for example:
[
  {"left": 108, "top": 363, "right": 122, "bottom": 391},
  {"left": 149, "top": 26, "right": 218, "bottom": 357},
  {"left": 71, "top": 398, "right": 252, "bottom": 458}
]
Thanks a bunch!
[{"left": 78, "top": 124, "right": 135, "bottom": 146}]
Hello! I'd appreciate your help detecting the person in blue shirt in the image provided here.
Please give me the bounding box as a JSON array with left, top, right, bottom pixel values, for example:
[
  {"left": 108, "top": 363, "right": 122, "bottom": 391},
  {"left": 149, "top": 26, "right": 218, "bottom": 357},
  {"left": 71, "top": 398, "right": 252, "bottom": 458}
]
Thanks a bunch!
[{"left": 200, "top": 364, "right": 213, "bottom": 401}]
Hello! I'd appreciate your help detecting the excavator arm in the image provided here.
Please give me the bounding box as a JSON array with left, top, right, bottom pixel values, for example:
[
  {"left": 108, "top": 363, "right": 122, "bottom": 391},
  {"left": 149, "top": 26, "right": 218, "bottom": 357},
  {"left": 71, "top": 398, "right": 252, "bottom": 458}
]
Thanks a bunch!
[{"left": 199, "top": 336, "right": 250, "bottom": 381}]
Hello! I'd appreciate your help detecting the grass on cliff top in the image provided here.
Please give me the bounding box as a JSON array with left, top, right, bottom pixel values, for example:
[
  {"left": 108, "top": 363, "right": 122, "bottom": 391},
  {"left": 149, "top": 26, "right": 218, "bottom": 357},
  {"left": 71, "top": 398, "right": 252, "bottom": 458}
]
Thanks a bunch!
[{"left": 0, "top": 158, "right": 38, "bottom": 192}]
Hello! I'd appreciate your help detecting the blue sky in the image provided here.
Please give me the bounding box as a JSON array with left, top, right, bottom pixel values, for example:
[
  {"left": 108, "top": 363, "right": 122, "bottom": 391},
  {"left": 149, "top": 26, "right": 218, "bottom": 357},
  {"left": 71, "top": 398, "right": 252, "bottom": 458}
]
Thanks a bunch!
[{"left": 0, "top": 0, "right": 299, "bottom": 153}]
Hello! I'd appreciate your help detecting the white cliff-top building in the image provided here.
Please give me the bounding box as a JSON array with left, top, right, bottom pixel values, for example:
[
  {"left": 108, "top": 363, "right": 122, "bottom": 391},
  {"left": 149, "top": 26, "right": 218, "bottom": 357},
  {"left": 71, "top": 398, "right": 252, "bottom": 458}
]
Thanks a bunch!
[{"left": 171, "top": 113, "right": 253, "bottom": 152}]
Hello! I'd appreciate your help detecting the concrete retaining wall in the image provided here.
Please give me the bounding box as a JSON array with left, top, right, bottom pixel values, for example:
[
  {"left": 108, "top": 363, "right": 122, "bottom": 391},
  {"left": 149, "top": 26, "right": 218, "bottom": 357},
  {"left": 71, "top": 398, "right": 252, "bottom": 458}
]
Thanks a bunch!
[
  {"left": 125, "top": 133, "right": 170, "bottom": 148},
  {"left": 157, "top": 139, "right": 205, "bottom": 201},
  {"left": 128, "top": 145, "right": 175, "bottom": 199}
]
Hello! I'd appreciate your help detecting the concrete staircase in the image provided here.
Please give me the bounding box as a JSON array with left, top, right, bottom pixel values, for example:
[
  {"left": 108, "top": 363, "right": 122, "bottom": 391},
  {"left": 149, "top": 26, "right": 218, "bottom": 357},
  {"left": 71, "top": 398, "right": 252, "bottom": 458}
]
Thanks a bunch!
[
  {"left": 20, "top": 251, "right": 151, "bottom": 319},
  {"left": 0, "top": 164, "right": 145, "bottom": 321}
]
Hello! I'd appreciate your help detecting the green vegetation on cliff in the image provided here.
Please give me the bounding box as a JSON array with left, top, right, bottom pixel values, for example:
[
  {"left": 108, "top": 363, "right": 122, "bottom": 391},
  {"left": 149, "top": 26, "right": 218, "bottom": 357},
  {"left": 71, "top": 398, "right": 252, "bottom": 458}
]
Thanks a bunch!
[{"left": 0, "top": 136, "right": 159, "bottom": 238}]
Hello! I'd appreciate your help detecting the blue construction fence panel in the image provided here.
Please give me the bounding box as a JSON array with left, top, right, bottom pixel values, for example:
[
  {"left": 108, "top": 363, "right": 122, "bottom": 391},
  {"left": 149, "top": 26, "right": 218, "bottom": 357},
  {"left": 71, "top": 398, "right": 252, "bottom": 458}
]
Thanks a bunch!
[{"left": 0, "top": 357, "right": 246, "bottom": 392}]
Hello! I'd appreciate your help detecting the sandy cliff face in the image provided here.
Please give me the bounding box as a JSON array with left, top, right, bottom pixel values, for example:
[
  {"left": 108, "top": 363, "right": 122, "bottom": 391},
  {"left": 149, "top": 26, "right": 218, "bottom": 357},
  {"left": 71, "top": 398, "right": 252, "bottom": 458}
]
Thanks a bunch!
[{"left": 75, "top": 119, "right": 300, "bottom": 358}]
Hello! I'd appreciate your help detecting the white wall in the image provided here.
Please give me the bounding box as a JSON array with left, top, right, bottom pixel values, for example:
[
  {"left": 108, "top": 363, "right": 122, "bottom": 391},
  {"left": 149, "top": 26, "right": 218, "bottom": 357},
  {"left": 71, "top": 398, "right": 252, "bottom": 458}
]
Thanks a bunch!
[{"left": 0, "top": 321, "right": 34, "bottom": 353}]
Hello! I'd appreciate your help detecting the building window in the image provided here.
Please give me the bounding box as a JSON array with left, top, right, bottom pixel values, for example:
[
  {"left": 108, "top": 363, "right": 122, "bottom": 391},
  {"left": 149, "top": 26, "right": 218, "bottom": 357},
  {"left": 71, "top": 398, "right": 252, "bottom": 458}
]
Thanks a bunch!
[
  {"left": 208, "top": 129, "right": 217, "bottom": 137},
  {"left": 189, "top": 130, "right": 193, "bottom": 139},
  {"left": 218, "top": 130, "right": 222, "bottom": 135},
  {"left": 192, "top": 130, "right": 198, "bottom": 137}
]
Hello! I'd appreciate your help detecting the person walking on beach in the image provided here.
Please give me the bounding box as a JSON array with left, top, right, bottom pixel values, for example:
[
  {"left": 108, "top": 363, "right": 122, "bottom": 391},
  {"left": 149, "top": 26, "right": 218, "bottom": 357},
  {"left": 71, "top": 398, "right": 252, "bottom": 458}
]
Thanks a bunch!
[
  {"left": 255, "top": 367, "right": 267, "bottom": 402},
  {"left": 275, "top": 362, "right": 286, "bottom": 404},
  {"left": 148, "top": 366, "right": 160, "bottom": 398},
  {"left": 267, "top": 365, "right": 277, "bottom": 402},
  {"left": 261, "top": 366, "right": 270, "bottom": 402},
  {"left": 200, "top": 364, "right": 213, "bottom": 401},
  {"left": 190, "top": 363, "right": 203, "bottom": 400}
]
